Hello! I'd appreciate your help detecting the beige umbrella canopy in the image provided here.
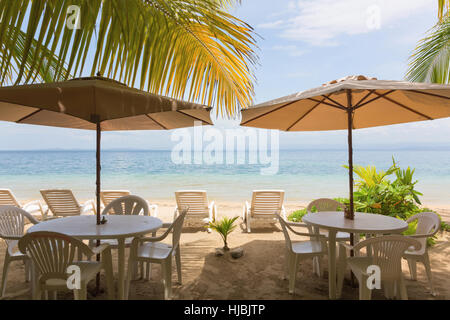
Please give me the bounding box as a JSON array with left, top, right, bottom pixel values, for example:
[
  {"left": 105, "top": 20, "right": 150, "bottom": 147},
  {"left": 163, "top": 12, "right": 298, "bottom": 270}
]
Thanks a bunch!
[
  {"left": 241, "top": 75, "right": 450, "bottom": 220},
  {"left": 0, "top": 76, "right": 213, "bottom": 224},
  {"left": 0, "top": 76, "right": 212, "bottom": 130}
]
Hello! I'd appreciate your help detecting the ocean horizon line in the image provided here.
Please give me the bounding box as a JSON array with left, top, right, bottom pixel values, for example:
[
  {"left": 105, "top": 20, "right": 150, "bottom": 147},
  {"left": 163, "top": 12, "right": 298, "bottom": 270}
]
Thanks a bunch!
[{"left": 1, "top": 146, "right": 449, "bottom": 152}]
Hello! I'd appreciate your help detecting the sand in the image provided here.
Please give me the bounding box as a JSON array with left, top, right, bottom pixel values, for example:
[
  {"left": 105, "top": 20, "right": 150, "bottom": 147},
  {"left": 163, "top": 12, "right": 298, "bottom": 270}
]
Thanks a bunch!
[{"left": 0, "top": 200, "right": 449, "bottom": 300}]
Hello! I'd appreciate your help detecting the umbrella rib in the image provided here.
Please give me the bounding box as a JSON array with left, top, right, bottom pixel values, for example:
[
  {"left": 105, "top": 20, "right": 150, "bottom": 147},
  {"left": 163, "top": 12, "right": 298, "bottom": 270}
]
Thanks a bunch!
[
  {"left": 16, "top": 109, "right": 43, "bottom": 123},
  {"left": 409, "top": 90, "right": 450, "bottom": 100},
  {"left": 353, "top": 90, "right": 376, "bottom": 108},
  {"left": 353, "top": 90, "right": 395, "bottom": 110},
  {"left": 176, "top": 110, "right": 212, "bottom": 125},
  {"left": 285, "top": 98, "right": 325, "bottom": 131},
  {"left": 240, "top": 101, "right": 298, "bottom": 125},
  {"left": 145, "top": 114, "right": 168, "bottom": 130},
  {"left": 321, "top": 95, "right": 346, "bottom": 109},
  {"left": 308, "top": 98, "right": 347, "bottom": 111},
  {"left": 374, "top": 92, "right": 434, "bottom": 120}
]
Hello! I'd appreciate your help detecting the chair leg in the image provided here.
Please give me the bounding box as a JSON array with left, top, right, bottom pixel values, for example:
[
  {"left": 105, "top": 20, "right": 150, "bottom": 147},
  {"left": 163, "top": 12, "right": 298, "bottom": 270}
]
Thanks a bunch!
[
  {"left": 0, "top": 255, "right": 11, "bottom": 297},
  {"left": 246, "top": 215, "right": 251, "bottom": 233},
  {"left": 359, "top": 275, "right": 371, "bottom": 300},
  {"left": 283, "top": 248, "right": 289, "bottom": 280},
  {"left": 175, "top": 248, "right": 182, "bottom": 285},
  {"left": 337, "top": 253, "right": 347, "bottom": 299},
  {"left": 24, "top": 259, "right": 31, "bottom": 283},
  {"left": 406, "top": 258, "right": 417, "bottom": 280},
  {"left": 423, "top": 253, "right": 436, "bottom": 296},
  {"left": 163, "top": 258, "right": 172, "bottom": 300},
  {"left": 74, "top": 284, "right": 87, "bottom": 300},
  {"left": 397, "top": 276, "right": 408, "bottom": 300},
  {"left": 103, "top": 253, "right": 115, "bottom": 300},
  {"left": 50, "top": 291, "right": 57, "bottom": 300},
  {"left": 32, "top": 285, "right": 42, "bottom": 300},
  {"left": 145, "top": 262, "right": 151, "bottom": 280},
  {"left": 139, "top": 261, "right": 144, "bottom": 280},
  {"left": 288, "top": 255, "right": 298, "bottom": 295},
  {"left": 383, "top": 281, "right": 395, "bottom": 299}
]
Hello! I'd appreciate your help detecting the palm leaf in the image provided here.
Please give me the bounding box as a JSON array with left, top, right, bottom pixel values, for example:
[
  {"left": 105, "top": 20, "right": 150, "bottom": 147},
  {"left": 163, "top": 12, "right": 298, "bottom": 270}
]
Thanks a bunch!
[
  {"left": 0, "top": 0, "right": 257, "bottom": 116},
  {"left": 406, "top": 17, "right": 450, "bottom": 84}
]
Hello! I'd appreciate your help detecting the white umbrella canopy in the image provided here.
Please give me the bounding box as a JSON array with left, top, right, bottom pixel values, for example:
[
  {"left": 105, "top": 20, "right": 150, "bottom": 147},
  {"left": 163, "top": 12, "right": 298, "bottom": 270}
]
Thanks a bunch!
[
  {"left": 241, "top": 75, "right": 450, "bottom": 220},
  {"left": 0, "top": 76, "right": 213, "bottom": 224}
]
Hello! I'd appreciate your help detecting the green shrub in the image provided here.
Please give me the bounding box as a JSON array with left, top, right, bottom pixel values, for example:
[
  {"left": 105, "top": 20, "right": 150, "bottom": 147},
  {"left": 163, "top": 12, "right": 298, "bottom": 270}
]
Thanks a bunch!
[{"left": 288, "top": 157, "right": 446, "bottom": 246}]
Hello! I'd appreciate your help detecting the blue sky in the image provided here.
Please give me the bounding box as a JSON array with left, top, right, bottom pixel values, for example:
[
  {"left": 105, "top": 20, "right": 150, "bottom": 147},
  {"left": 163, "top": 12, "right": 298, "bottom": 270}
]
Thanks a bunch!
[{"left": 1, "top": 0, "right": 449, "bottom": 150}]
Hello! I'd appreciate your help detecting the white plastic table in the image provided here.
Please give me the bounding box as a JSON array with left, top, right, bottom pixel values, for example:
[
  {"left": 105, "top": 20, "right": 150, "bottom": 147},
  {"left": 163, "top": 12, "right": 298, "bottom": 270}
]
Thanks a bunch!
[
  {"left": 27, "top": 215, "right": 162, "bottom": 300},
  {"left": 302, "top": 211, "right": 408, "bottom": 299}
]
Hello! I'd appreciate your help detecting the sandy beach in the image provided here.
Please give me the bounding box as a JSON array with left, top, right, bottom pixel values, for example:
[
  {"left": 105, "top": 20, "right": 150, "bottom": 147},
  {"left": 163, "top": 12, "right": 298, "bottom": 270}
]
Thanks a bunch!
[{"left": 0, "top": 199, "right": 448, "bottom": 300}]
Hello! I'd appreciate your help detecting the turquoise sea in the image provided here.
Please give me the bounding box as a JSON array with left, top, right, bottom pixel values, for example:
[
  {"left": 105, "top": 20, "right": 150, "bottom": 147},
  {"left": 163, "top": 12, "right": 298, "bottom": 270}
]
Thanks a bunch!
[{"left": 0, "top": 150, "right": 449, "bottom": 205}]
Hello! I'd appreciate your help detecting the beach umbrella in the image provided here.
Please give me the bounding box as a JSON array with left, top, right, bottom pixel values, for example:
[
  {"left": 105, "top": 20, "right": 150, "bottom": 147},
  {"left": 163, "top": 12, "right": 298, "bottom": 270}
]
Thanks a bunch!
[
  {"left": 240, "top": 75, "right": 450, "bottom": 220},
  {"left": 0, "top": 76, "right": 212, "bottom": 224}
]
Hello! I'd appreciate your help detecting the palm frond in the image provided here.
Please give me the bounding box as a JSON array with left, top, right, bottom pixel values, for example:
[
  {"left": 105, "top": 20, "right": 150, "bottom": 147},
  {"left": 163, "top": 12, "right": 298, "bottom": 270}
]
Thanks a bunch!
[
  {"left": 438, "top": 0, "right": 450, "bottom": 21},
  {"left": 0, "top": 0, "right": 257, "bottom": 116},
  {"left": 406, "top": 17, "right": 450, "bottom": 84},
  {"left": 0, "top": 25, "right": 70, "bottom": 85}
]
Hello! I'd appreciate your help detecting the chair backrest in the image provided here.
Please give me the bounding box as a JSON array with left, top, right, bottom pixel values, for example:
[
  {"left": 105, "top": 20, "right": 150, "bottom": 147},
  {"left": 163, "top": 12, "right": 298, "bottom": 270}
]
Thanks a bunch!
[
  {"left": 40, "top": 189, "right": 81, "bottom": 217},
  {"left": 102, "top": 195, "right": 149, "bottom": 216},
  {"left": 407, "top": 211, "right": 440, "bottom": 250},
  {"left": 100, "top": 190, "right": 131, "bottom": 207},
  {"left": 250, "top": 190, "right": 284, "bottom": 217},
  {"left": 0, "top": 189, "right": 20, "bottom": 207},
  {"left": 18, "top": 231, "right": 92, "bottom": 285},
  {"left": 171, "top": 208, "right": 188, "bottom": 250},
  {"left": 307, "top": 198, "right": 345, "bottom": 213},
  {"left": 0, "top": 206, "right": 38, "bottom": 245},
  {"left": 354, "top": 235, "right": 421, "bottom": 281},
  {"left": 175, "top": 190, "right": 209, "bottom": 218}
]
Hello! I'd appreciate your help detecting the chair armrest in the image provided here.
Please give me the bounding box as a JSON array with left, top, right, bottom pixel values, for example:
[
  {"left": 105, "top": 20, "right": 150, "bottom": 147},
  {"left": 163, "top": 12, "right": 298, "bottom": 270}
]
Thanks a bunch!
[
  {"left": 0, "top": 234, "right": 22, "bottom": 241},
  {"left": 286, "top": 221, "right": 309, "bottom": 228},
  {"left": 406, "top": 233, "right": 434, "bottom": 239},
  {"left": 284, "top": 221, "right": 326, "bottom": 238},
  {"left": 22, "top": 200, "right": 48, "bottom": 219},
  {"left": 90, "top": 243, "right": 111, "bottom": 256},
  {"left": 338, "top": 242, "right": 355, "bottom": 251}
]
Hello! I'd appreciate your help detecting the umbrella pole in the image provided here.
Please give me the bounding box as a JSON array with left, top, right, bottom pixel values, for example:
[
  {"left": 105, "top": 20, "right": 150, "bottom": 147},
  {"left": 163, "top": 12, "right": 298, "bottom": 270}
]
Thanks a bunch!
[
  {"left": 95, "top": 120, "right": 101, "bottom": 294},
  {"left": 346, "top": 90, "right": 356, "bottom": 287}
]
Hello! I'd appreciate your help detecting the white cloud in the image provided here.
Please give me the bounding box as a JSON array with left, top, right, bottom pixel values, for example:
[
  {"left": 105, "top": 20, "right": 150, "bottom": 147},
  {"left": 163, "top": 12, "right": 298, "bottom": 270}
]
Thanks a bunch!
[
  {"left": 257, "top": 20, "right": 284, "bottom": 29},
  {"left": 260, "top": 0, "right": 434, "bottom": 46},
  {"left": 271, "top": 45, "right": 305, "bottom": 57}
]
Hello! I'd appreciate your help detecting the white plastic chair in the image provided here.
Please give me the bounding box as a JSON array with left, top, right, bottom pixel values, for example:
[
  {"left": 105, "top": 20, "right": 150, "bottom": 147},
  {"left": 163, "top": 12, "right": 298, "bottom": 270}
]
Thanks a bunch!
[
  {"left": 40, "top": 189, "right": 95, "bottom": 218},
  {"left": 243, "top": 190, "right": 286, "bottom": 232},
  {"left": 126, "top": 208, "right": 187, "bottom": 300},
  {"left": 337, "top": 235, "right": 421, "bottom": 300},
  {"left": 306, "top": 198, "right": 350, "bottom": 241},
  {"left": 98, "top": 190, "right": 158, "bottom": 217},
  {"left": 0, "top": 189, "right": 47, "bottom": 221},
  {"left": 94, "top": 195, "right": 150, "bottom": 279},
  {"left": 18, "top": 231, "right": 114, "bottom": 300},
  {"left": 0, "top": 206, "right": 39, "bottom": 297},
  {"left": 403, "top": 212, "right": 440, "bottom": 296},
  {"left": 277, "top": 214, "right": 327, "bottom": 294},
  {"left": 174, "top": 190, "right": 215, "bottom": 231}
]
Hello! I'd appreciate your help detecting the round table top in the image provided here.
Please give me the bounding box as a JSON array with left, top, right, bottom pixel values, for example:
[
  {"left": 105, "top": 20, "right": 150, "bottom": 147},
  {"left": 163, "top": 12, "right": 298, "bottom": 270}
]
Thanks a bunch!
[
  {"left": 302, "top": 211, "right": 408, "bottom": 234},
  {"left": 27, "top": 215, "right": 163, "bottom": 240}
]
